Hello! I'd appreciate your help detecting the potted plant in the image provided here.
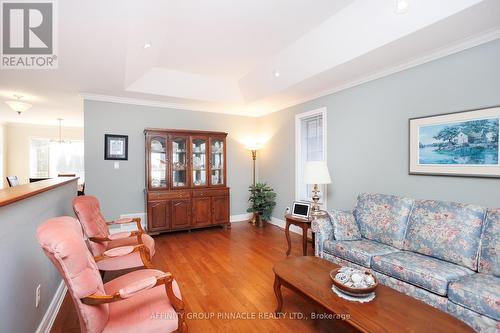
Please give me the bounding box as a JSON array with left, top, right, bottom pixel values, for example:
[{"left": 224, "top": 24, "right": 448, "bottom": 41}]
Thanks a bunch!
[{"left": 247, "top": 182, "right": 276, "bottom": 226}]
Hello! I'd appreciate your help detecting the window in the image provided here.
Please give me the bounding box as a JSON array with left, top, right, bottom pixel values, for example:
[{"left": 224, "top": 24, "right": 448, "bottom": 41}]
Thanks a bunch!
[
  {"left": 30, "top": 138, "right": 85, "bottom": 181},
  {"left": 295, "top": 107, "right": 327, "bottom": 207}
]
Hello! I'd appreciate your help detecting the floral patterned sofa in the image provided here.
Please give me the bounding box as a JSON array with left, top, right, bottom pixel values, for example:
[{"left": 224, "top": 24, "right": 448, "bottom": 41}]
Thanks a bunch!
[{"left": 312, "top": 193, "right": 499, "bottom": 333}]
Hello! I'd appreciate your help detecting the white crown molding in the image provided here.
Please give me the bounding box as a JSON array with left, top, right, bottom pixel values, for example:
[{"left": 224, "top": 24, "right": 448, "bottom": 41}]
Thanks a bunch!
[
  {"left": 81, "top": 29, "right": 500, "bottom": 119},
  {"left": 79, "top": 93, "right": 258, "bottom": 118},
  {"left": 271, "top": 28, "right": 500, "bottom": 114}
]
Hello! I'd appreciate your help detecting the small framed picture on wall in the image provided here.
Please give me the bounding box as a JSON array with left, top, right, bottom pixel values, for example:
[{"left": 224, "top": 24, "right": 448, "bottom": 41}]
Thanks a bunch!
[{"left": 104, "top": 134, "right": 128, "bottom": 160}]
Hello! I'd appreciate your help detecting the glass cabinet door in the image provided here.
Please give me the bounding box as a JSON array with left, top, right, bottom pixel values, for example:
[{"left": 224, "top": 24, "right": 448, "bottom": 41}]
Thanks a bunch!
[
  {"left": 171, "top": 136, "right": 188, "bottom": 188},
  {"left": 191, "top": 137, "right": 207, "bottom": 187},
  {"left": 149, "top": 136, "right": 167, "bottom": 189},
  {"left": 210, "top": 138, "right": 225, "bottom": 186}
]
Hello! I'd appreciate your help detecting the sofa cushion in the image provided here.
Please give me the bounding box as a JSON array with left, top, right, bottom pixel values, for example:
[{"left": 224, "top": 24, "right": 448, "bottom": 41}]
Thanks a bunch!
[
  {"left": 328, "top": 210, "right": 361, "bottom": 241},
  {"left": 448, "top": 273, "right": 500, "bottom": 321},
  {"left": 323, "top": 239, "right": 399, "bottom": 268},
  {"left": 405, "top": 200, "right": 486, "bottom": 270},
  {"left": 372, "top": 251, "right": 474, "bottom": 296},
  {"left": 354, "top": 193, "right": 413, "bottom": 249},
  {"left": 479, "top": 208, "right": 500, "bottom": 276}
]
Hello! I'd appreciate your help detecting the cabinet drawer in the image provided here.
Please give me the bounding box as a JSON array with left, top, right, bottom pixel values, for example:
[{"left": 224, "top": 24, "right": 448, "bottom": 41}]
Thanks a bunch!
[
  {"left": 148, "top": 191, "right": 190, "bottom": 200},
  {"left": 192, "top": 188, "right": 229, "bottom": 198}
]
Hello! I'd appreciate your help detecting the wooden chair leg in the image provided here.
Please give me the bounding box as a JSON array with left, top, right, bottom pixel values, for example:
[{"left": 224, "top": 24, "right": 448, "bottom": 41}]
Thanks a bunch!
[{"left": 178, "top": 321, "right": 188, "bottom": 333}]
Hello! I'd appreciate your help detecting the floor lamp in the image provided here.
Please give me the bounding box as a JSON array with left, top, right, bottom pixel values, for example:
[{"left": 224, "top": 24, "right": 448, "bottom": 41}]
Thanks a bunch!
[{"left": 246, "top": 143, "right": 262, "bottom": 224}]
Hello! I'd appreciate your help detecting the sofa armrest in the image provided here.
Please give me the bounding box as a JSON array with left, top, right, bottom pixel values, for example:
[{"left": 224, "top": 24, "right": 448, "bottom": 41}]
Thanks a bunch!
[{"left": 311, "top": 214, "right": 334, "bottom": 257}]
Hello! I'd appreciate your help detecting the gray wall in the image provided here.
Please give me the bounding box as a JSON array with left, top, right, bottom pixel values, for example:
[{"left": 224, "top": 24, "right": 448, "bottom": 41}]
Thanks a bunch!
[
  {"left": 84, "top": 101, "right": 257, "bottom": 219},
  {"left": 85, "top": 40, "right": 500, "bottom": 221},
  {"left": 0, "top": 181, "right": 77, "bottom": 333},
  {"left": 259, "top": 39, "right": 500, "bottom": 217}
]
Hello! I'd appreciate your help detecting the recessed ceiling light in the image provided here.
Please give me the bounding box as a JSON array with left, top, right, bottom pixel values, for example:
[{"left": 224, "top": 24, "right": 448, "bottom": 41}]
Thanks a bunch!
[
  {"left": 143, "top": 42, "right": 152, "bottom": 49},
  {"left": 395, "top": 0, "right": 409, "bottom": 14},
  {"left": 274, "top": 70, "right": 280, "bottom": 78}
]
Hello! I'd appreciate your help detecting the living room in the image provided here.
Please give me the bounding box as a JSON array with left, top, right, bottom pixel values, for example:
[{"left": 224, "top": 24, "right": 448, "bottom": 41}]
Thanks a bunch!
[{"left": 0, "top": 1, "right": 499, "bottom": 333}]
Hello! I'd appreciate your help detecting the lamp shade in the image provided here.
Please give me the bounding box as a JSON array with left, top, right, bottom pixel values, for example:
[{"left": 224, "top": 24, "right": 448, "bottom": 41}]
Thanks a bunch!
[
  {"left": 245, "top": 142, "right": 262, "bottom": 151},
  {"left": 303, "top": 161, "right": 331, "bottom": 184},
  {"left": 5, "top": 100, "right": 32, "bottom": 113}
]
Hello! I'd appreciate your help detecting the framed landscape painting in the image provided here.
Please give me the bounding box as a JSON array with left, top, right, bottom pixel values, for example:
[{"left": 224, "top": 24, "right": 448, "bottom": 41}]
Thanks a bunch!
[{"left": 409, "top": 106, "right": 500, "bottom": 178}]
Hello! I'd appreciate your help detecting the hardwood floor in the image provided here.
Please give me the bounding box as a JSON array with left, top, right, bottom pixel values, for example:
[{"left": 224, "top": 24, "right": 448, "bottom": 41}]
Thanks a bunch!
[{"left": 51, "top": 222, "right": 339, "bottom": 333}]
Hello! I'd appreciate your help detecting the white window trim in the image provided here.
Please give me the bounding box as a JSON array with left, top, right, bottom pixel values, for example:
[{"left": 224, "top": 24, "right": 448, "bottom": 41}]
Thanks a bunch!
[
  {"left": 29, "top": 136, "right": 85, "bottom": 179},
  {"left": 29, "top": 136, "right": 52, "bottom": 178},
  {"left": 295, "top": 107, "right": 328, "bottom": 210}
]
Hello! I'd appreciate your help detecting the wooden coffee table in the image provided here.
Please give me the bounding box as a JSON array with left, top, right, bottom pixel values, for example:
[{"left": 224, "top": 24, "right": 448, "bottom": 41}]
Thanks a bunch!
[{"left": 273, "top": 256, "right": 473, "bottom": 333}]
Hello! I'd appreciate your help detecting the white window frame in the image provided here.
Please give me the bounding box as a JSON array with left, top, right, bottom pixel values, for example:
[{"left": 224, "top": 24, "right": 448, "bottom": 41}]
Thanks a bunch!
[
  {"left": 295, "top": 107, "right": 328, "bottom": 209},
  {"left": 29, "top": 136, "right": 52, "bottom": 178},
  {"left": 29, "top": 136, "right": 85, "bottom": 181}
]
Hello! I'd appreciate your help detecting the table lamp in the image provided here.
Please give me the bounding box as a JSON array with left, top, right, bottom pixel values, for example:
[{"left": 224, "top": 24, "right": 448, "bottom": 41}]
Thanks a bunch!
[{"left": 303, "top": 161, "right": 331, "bottom": 215}]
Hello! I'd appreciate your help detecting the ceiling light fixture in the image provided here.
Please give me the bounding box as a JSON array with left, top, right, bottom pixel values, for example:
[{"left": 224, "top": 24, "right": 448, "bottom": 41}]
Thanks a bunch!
[
  {"left": 395, "top": 0, "right": 409, "bottom": 14},
  {"left": 274, "top": 70, "right": 280, "bottom": 78},
  {"left": 144, "top": 42, "right": 152, "bottom": 49},
  {"left": 51, "top": 118, "right": 69, "bottom": 144},
  {"left": 5, "top": 94, "right": 32, "bottom": 115}
]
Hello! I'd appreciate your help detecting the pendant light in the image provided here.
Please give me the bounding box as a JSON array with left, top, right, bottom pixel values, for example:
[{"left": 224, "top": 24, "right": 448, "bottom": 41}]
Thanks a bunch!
[{"left": 51, "top": 118, "right": 69, "bottom": 144}]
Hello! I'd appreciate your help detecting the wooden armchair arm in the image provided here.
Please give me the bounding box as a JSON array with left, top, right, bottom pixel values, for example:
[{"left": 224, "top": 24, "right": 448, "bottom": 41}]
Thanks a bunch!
[
  {"left": 89, "top": 231, "right": 142, "bottom": 244},
  {"left": 81, "top": 273, "right": 173, "bottom": 305},
  {"left": 106, "top": 218, "right": 145, "bottom": 233},
  {"left": 80, "top": 292, "right": 122, "bottom": 305},
  {"left": 88, "top": 236, "right": 112, "bottom": 244},
  {"left": 88, "top": 231, "right": 136, "bottom": 243},
  {"left": 94, "top": 244, "right": 153, "bottom": 269},
  {"left": 81, "top": 273, "right": 186, "bottom": 332}
]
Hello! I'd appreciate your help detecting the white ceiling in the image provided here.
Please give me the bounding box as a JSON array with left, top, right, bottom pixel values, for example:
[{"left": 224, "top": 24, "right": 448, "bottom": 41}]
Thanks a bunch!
[{"left": 0, "top": 0, "right": 499, "bottom": 126}]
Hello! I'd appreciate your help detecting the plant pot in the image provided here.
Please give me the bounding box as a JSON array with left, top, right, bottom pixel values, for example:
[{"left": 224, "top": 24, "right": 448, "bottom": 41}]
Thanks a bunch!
[{"left": 250, "top": 212, "right": 266, "bottom": 227}]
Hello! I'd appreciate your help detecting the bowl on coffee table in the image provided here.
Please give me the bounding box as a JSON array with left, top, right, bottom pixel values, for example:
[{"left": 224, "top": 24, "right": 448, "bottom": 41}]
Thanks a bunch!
[{"left": 330, "top": 267, "right": 378, "bottom": 297}]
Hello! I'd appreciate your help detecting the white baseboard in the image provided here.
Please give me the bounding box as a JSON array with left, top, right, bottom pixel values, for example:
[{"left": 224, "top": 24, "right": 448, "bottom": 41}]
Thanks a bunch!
[
  {"left": 35, "top": 280, "right": 67, "bottom": 333},
  {"left": 268, "top": 217, "right": 314, "bottom": 239},
  {"left": 268, "top": 217, "right": 303, "bottom": 235},
  {"left": 230, "top": 213, "right": 252, "bottom": 222}
]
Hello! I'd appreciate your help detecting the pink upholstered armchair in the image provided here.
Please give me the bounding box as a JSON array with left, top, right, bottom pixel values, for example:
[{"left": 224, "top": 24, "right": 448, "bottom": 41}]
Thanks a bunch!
[
  {"left": 37, "top": 217, "right": 187, "bottom": 333},
  {"left": 73, "top": 196, "right": 156, "bottom": 271}
]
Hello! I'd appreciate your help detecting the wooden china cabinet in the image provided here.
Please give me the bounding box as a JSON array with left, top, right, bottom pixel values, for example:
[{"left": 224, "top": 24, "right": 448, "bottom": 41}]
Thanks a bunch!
[{"left": 144, "top": 129, "right": 230, "bottom": 234}]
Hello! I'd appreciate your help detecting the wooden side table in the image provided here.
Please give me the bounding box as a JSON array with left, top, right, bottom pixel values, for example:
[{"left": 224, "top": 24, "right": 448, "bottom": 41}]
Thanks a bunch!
[{"left": 284, "top": 213, "right": 315, "bottom": 256}]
